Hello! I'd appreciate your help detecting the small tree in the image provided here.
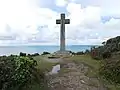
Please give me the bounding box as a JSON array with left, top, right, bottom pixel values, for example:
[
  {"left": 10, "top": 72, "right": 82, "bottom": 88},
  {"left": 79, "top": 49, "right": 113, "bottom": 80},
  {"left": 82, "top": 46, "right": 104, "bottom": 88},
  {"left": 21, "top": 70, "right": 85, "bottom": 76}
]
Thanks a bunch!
[
  {"left": 19, "top": 52, "right": 26, "bottom": 56},
  {"left": 85, "top": 49, "right": 90, "bottom": 54}
]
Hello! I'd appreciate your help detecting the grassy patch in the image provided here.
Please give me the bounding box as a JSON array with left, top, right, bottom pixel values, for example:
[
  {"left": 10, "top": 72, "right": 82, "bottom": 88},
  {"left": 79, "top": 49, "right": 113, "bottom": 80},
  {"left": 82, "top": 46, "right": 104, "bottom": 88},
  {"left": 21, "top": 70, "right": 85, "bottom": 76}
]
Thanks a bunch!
[
  {"left": 68, "top": 55, "right": 101, "bottom": 69},
  {"left": 107, "top": 86, "right": 120, "bottom": 90},
  {"left": 65, "top": 55, "right": 101, "bottom": 77},
  {"left": 34, "top": 55, "right": 59, "bottom": 72},
  {"left": 22, "top": 83, "right": 48, "bottom": 90}
]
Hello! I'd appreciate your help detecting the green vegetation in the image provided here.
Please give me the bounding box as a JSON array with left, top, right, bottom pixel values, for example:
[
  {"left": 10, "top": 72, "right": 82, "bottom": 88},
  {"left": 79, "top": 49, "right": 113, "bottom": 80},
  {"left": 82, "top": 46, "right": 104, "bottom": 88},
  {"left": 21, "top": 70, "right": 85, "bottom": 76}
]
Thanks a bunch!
[
  {"left": 64, "top": 54, "right": 120, "bottom": 90},
  {"left": 0, "top": 55, "right": 38, "bottom": 90},
  {"left": 34, "top": 55, "right": 59, "bottom": 72},
  {"left": 91, "top": 36, "right": 120, "bottom": 60},
  {"left": 89, "top": 36, "right": 120, "bottom": 89},
  {"left": 41, "top": 52, "right": 51, "bottom": 55},
  {"left": 0, "top": 54, "right": 57, "bottom": 90}
]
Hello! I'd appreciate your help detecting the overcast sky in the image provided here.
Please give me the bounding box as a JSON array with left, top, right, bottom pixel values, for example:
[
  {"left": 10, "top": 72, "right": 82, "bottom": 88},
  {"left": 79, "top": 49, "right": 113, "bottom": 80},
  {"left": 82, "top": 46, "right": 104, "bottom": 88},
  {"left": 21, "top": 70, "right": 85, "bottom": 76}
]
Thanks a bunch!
[{"left": 0, "top": 0, "right": 120, "bottom": 46}]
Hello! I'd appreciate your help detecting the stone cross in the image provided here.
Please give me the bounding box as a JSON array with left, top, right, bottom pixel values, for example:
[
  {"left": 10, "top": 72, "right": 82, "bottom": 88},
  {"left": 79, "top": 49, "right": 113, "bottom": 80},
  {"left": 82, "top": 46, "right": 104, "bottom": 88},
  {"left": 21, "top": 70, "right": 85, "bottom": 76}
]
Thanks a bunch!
[{"left": 56, "top": 13, "right": 70, "bottom": 52}]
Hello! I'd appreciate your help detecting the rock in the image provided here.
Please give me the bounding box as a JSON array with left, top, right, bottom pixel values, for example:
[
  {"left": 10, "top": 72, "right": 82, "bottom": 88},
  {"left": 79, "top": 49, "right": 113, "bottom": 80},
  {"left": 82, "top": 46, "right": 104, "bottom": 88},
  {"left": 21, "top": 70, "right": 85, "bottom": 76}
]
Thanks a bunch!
[
  {"left": 81, "top": 80, "right": 86, "bottom": 84},
  {"left": 51, "top": 64, "right": 60, "bottom": 74}
]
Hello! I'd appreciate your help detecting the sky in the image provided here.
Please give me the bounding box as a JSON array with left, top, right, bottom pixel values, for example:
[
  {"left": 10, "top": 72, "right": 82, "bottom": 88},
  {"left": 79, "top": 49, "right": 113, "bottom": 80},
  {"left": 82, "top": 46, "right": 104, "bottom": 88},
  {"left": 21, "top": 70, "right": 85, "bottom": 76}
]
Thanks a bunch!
[{"left": 0, "top": 0, "right": 120, "bottom": 46}]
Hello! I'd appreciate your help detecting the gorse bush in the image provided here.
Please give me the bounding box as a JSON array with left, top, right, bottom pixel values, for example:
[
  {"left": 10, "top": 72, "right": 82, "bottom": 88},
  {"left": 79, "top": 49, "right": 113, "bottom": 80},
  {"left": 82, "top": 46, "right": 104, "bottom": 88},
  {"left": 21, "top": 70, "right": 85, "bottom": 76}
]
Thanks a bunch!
[
  {"left": 0, "top": 55, "right": 40, "bottom": 90},
  {"left": 99, "top": 57, "right": 120, "bottom": 84},
  {"left": 0, "top": 56, "right": 15, "bottom": 90},
  {"left": 90, "top": 36, "right": 120, "bottom": 85},
  {"left": 91, "top": 36, "right": 120, "bottom": 85},
  {"left": 12, "top": 56, "right": 36, "bottom": 86},
  {"left": 90, "top": 36, "right": 120, "bottom": 60}
]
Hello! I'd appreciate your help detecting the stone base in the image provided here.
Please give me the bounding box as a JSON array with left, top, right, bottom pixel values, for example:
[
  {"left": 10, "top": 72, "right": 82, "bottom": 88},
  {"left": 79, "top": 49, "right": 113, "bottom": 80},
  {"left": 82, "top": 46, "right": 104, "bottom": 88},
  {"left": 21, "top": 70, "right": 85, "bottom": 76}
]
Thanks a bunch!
[{"left": 53, "top": 50, "right": 71, "bottom": 56}]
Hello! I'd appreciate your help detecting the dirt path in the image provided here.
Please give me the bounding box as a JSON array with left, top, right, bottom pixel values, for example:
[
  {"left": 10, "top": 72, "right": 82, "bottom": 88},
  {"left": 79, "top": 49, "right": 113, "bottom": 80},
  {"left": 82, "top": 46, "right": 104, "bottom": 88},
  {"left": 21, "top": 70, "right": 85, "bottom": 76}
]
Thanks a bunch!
[{"left": 45, "top": 59, "right": 107, "bottom": 90}]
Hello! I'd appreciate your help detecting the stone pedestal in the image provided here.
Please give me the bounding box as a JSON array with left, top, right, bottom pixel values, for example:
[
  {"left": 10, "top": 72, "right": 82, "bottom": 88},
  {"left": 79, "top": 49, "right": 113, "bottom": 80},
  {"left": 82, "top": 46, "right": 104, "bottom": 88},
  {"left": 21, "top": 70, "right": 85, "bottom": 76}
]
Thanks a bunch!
[{"left": 54, "top": 50, "right": 71, "bottom": 56}]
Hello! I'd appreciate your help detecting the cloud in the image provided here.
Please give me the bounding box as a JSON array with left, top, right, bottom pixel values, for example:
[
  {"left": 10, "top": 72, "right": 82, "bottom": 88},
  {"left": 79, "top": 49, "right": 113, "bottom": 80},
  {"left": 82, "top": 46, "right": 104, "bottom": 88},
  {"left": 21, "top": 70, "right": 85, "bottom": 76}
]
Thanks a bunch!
[
  {"left": 0, "top": 0, "right": 120, "bottom": 45},
  {"left": 72, "top": 0, "right": 120, "bottom": 16},
  {"left": 65, "top": 2, "right": 120, "bottom": 45},
  {"left": 55, "top": 0, "right": 68, "bottom": 7}
]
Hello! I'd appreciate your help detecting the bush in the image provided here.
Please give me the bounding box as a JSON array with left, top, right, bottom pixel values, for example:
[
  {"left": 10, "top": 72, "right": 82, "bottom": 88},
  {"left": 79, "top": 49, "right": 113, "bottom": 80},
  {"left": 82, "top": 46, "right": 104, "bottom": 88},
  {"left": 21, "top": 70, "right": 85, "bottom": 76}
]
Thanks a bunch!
[
  {"left": 90, "top": 48, "right": 101, "bottom": 60},
  {"left": 69, "top": 51, "right": 76, "bottom": 55},
  {"left": 0, "top": 56, "right": 15, "bottom": 90},
  {"left": 19, "top": 52, "right": 26, "bottom": 56},
  {"left": 76, "top": 51, "right": 84, "bottom": 55},
  {"left": 32, "top": 53, "right": 39, "bottom": 56},
  {"left": 69, "top": 51, "right": 84, "bottom": 55},
  {"left": 41, "top": 52, "right": 50, "bottom": 55},
  {"left": 90, "top": 36, "right": 120, "bottom": 60},
  {"left": 99, "top": 57, "right": 120, "bottom": 84},
  {"left": 84, "top": 49, "right": 90, "bottom": 54},
  {"left": 0, "top": 55, "right": 39, "bottom": 90},
  {"left": 93, "top": 36, "right": 120, "bottom": 85},
  {"left": 102, "top": 51, "right": 111, "bottom": 59},
  {"left": 28, "top": 54, "right": 31, "bottom": 56}
]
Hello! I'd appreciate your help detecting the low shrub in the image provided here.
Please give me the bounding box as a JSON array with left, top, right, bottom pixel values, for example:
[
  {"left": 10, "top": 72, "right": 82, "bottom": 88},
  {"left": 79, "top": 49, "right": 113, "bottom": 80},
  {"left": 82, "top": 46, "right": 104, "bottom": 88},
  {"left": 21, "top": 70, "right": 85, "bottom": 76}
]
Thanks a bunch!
[
  {"left": 84, "top": 49, "right": 90, "bottom": 54},
  {"left": 99, "top": 55, "right": 120, "bottom": 85},
  {"left": 0, "top": 55, "right": 41, "bottom": 90},
  {"left": 32, "top": 53, "right": 39, "bottom": 56},
  {"left": 41, "top": 52, "right": 50, "bottom": 55},
  {"left": 27, "top": 53, "right": 39, "bottom": 57},
  {"left": 19, "top": 52, "right": 26, "bottom": 56},
  {"left": 69, "top": 51, "right": 84, "bottom": 55},
  {"left": 76, "top": 51, "right": 84, "bottom": 55},
  {"left": 102, "top": 51, "right": 111, "bottom": 59}
]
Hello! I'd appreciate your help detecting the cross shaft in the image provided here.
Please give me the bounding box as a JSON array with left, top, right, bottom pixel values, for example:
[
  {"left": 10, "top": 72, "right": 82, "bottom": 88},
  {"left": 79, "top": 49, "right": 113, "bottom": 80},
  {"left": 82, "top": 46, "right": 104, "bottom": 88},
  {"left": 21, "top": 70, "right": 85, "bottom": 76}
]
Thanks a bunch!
[{"left": 56, "top": 13, "right": 70, "bottom": 51}]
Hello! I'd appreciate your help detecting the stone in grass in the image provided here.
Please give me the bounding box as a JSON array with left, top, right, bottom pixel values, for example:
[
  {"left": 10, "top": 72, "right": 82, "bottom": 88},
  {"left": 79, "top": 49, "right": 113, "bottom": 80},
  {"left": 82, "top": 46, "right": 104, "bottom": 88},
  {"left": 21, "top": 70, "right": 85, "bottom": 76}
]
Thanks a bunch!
[{"left": 51, "top": 64, "right": 60, "bottom": 74}]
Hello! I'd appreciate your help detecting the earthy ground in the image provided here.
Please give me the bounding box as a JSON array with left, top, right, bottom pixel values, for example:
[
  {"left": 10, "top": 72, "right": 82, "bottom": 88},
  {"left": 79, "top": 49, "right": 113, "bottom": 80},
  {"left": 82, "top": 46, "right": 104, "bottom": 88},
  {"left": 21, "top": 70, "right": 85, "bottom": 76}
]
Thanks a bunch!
[{"left": 45, "top": 55, "right": 107, "bottom": 90}]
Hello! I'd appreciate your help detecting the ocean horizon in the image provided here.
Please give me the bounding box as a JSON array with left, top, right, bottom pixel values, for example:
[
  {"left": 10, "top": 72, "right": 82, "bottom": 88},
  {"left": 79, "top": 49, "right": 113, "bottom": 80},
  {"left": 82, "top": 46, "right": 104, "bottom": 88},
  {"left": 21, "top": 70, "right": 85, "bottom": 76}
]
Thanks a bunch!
[{"left": 0, "top": 45, "right": 99, "bottom": 56}]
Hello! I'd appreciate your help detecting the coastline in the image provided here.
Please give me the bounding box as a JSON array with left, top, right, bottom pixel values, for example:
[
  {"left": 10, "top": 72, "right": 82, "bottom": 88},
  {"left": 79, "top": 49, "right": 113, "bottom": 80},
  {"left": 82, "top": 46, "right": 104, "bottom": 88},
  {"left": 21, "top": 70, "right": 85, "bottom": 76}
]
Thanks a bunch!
[{"left": 0, "top": 45, "right": 96, "bottom": 56}]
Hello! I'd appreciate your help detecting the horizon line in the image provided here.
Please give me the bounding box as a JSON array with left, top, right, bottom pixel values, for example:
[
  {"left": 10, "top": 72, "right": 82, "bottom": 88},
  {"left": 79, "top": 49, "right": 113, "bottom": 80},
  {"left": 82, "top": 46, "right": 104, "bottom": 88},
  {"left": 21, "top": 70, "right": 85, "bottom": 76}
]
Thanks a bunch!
[{"left": 0, "top": 44, "right": 101, "bottom": 46}]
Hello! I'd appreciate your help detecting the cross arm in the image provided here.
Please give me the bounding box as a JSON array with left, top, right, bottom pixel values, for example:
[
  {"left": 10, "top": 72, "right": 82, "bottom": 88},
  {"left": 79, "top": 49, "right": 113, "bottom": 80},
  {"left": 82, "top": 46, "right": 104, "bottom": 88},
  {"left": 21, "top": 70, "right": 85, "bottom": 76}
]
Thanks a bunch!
[
  {"left": 65, "top": 19, "right": 70, "bottom": 24},
  {"left": 56, "top": 19, "right": 61, "bottom": 24}
]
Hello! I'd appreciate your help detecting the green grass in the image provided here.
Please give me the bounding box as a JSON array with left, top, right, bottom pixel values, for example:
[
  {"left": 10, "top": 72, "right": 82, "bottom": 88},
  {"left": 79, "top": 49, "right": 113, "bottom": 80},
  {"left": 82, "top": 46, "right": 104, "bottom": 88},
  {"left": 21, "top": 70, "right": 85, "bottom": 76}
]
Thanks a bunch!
[
  {"left": 34, "top": 55, "right": 58, "bottom": 72},
  {"left": 68, "top": 55, "right": 101, "bottom": 69},
  {"left": 65, "top": 55, "right": 101, "bottom": 77},
  {"left": 107, "top": 86, "right": 120, "bottom": 90}
]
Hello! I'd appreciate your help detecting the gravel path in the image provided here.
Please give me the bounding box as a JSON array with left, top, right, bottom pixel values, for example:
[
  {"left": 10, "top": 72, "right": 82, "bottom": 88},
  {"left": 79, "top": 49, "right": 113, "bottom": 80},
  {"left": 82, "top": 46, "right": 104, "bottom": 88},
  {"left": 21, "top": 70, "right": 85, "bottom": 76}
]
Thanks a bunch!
[{"left": 46, "top": 60, "right": 107, "bottom": 90}]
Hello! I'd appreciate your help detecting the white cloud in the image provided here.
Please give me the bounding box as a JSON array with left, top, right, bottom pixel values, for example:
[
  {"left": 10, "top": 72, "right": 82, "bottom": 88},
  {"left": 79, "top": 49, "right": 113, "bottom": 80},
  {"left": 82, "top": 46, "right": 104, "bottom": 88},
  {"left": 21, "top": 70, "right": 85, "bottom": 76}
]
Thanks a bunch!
[
  {"left": 71, "top": 0, "right": 120, "bottom": 16},
  {"left": 0, "top": 0, "right": 60, "bottom": 45},
  {"left": 66, "top": 2, "right": 120, "bottom": 45},
  {"left": 55, "top": 0, "right": 68, "bottom": 7},
  {"left": 0, "top": 0, "right": 120, "bottom": 45}
]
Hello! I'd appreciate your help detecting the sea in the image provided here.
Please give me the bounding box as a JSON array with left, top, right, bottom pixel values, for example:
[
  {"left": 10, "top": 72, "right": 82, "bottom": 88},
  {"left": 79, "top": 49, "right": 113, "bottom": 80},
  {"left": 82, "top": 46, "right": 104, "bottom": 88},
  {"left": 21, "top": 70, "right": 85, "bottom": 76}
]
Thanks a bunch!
[{"left": 0, "top": 45, "right": 98, "bottom": 56}]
